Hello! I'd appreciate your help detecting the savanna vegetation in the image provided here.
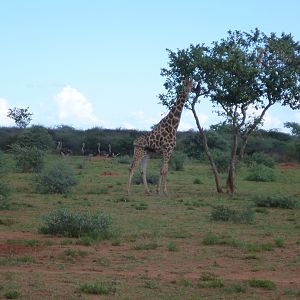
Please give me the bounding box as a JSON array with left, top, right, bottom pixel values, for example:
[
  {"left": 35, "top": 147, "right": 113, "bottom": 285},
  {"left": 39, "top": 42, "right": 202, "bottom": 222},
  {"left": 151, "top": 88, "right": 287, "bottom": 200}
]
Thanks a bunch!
[{"left": 1, "top": 27, "right": 300, "bottom": 299}]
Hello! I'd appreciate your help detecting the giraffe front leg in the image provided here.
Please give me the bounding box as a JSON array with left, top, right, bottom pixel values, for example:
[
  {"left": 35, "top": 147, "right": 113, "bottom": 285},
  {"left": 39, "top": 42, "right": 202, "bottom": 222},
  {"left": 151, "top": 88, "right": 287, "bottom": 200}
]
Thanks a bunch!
[
  {"left": 140, "top": 153, "right": 151, "bottom": 195},
  {"left": 157, "top": 151, "right": 171, "bottom": 196},
  {"left": 127, "top": 147, "right": 144, "bottom": 196}
]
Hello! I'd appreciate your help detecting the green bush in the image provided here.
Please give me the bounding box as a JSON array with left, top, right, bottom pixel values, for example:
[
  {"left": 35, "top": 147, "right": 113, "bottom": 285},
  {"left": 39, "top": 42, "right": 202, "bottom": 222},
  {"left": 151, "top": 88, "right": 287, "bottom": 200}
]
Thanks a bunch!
[
  {"left": 34, "top": 161, "right": 77, "bottom": 194},
  {"left": 170, "top": 151, "right": 187, "bottom": 171},
  {"left": 211, "top": 149, "right": 230, "bottom": 173},
  {"left": 78, "top": 281, "right": 116, "bottom": 295},
  {"left": 245, "top": 164, "right": 276, "bottom": 182},
  {"left": 253, "top": 195, "right": 297, "bottom": 209},
  {"left": 248, "top": 278, "right": 276, "bottom": 290},
  {"left": 39, "top": 208, "right": 111, "bottom": 238},
  {"left": 210, "top": 205, "right": 254, "bottom": 224},
  {"left": 117, "top": 155, "right": 131, "bottom": 164},
  {"left": 244, "top": 153, "right": 275, "bottom": 168},
  {"left": 15, "top": 125, "right": 55, "bottom": 151},
  {"left": 132, "top": 170, "right": 159, "bottom": 185},
  {"left": 0, "top": 182, "right": 11, "bottom": 200},
  {"left": 11, "top": 144, "right": 45, "bottom": 172}
]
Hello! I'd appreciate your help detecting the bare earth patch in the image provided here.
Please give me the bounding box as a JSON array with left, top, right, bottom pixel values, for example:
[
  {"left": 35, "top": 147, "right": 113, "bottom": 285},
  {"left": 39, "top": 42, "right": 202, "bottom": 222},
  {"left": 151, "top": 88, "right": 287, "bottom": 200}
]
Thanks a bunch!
[{"left": 1, "top": 230, "right": 300, "bottom": 298}]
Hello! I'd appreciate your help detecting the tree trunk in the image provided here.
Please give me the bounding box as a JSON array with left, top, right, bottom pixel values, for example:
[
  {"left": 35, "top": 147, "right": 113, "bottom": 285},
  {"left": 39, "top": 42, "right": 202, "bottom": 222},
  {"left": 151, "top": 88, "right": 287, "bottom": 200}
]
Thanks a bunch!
[
  {"left": 239, "top": 134, "right": 248, "bottom": 160},
  {"left": 191, "top": 100, "right": 223, "bottom": 193},
  {"left": 226, "top": 127, "right": 238, "bottom": 195}
]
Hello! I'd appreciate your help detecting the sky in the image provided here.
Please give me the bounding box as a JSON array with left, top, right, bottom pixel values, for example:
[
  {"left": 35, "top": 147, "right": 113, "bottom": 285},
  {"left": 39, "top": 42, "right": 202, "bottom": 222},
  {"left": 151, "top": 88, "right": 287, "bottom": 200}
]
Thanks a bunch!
[{"left": 0, "top": 0, "right": 300, "bottom": 132}]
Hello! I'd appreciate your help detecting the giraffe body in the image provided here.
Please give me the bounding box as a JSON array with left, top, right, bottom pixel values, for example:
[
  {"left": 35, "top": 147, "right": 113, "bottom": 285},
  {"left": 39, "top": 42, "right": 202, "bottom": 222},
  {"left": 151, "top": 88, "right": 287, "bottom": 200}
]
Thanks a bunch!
[{"left": 127, "top": 79, "right": 193, "bottom": 195}]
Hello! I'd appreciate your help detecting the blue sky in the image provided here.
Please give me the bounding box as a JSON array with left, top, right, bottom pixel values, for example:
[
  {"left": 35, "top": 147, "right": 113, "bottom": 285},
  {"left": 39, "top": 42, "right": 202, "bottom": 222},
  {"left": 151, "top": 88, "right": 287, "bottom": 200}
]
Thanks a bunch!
[{"left": 0, "top": 0, "right": 300, "bottom": 131}]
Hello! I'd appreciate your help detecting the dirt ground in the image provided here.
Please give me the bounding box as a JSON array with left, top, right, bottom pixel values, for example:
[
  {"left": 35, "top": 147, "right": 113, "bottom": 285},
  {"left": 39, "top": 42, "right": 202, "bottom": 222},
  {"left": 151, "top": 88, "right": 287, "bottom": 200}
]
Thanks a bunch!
[{"left": 1, "top": 229, "right": 300, "bottom": 299}]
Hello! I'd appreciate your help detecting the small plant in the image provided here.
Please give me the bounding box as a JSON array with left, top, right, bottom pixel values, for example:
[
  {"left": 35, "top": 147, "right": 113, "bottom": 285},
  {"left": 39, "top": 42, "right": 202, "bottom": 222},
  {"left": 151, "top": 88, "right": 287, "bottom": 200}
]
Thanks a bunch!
[
  {"left": 39, "top": 208, "right": 111, "bottom": 238},
  {"left": 244, "top": 153, "right": 275, "bottom": 168},
  {"left": 78, "top": 281, "right": 116, "bottom": 295},
  {"left": 245, "top": 164, "right": 276, "bottom": 182},
  {"left": 253, "top": 195, "right": 297, "bottom": 209},
  {"left": 34, "top": 161, "right": 78, "bottom": 194},
  {"left": 3, "top": 290, "right": 21, "bottom": 299},
  {"left": 133, "top": 202, "right": 148, "bottom": 210},
  {"left": 133, "top": 241, "right": 159, "bottom": 250},
  {"left": 132, "top": 170, "right": 159, "bottom": 185},
  {"left": 197, "top": 272, "right": 224, "bottom": 288},
  {"left": 210, "top": 205, "right": 254, "bottom": 224},
  {"left": 167, "top": 241, "right": 179, "bottom": 252},
  {"left": 203, "top": 232, "right": 221, "bottom": 245},
  {"left": 11, "top": 144, "right": 44, "bottom": 173},
  {"left": 117, "top": 155, "right": 131, "bottom": 164},
  {"left": 193, "top": 178, "right": 203, "bottom": 184},
  {"left": 170, "top": 151, "right": 187, "bottom": 171},
  {"left": 274, "top": 238, "right": 285, "bottom": 248},
  {"left": 248, "top": 278, "right": 276, "bottom": 290},
  {"left": 202, "top": 232, "right": 239, "bottom": 247}
]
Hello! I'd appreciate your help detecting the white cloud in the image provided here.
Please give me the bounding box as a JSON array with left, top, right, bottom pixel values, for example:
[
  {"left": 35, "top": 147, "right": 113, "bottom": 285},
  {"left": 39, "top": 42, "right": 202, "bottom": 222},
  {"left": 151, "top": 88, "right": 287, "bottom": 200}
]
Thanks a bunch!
[
  {"left": 0, "top": 98, "right": 14, "bottom": 126},
  {"left": 54, "top": 85, "right": 100, "bottom": 127},
  {"left": 130, "top": 111, "right": 161, "bottom": 129}
]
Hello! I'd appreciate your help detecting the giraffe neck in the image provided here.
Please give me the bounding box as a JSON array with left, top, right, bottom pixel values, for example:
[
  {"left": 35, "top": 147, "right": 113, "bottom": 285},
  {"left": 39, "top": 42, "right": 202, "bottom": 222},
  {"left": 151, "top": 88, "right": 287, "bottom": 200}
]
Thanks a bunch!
[{"left": 163, "top": 89, "right": 189, "bottom": 130}]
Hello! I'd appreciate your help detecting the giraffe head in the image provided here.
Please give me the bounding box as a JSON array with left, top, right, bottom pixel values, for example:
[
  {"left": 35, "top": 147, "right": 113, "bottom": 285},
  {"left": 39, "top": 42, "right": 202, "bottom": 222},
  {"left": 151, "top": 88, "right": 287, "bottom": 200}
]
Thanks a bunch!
[{"left": 183, "top": 78, "right": 193, "bottom": 93}]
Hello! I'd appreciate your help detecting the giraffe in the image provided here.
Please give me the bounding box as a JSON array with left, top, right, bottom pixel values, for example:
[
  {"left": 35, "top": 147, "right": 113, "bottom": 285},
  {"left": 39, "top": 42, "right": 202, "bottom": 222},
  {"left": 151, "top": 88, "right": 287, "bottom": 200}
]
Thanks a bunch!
[{"left": 127, "top": 79, "right": 193, "bottom": 196}]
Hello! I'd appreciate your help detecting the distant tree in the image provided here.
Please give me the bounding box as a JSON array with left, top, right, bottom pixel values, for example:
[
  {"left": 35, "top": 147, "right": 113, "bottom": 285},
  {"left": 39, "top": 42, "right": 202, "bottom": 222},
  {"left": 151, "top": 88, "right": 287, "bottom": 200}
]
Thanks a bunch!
[
  {"left": 7, "top": 107, "right": 33, "bottom": 128},
  {"left": 284, "top": 122, "right": 300, "bottom": 136}
]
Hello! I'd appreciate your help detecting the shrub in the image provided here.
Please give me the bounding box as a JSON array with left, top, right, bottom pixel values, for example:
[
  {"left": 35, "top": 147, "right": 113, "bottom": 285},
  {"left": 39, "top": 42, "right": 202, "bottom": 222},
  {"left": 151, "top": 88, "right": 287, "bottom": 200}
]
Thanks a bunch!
[
  {"left": 210, "top": 149, "right": 230, "bottom": 173},
  {"left": 253, "top": 195, "right": 297, "bottom": 209},
  {"left": 245, "top": 164, "right": 276, "bottom": 182},
  {"left": 248, "top": 278, "right": 276, "bottom": 290},
  {"left": 78, "top": 281, "right": 116, "bottom": 295},
  {"left": 244, "top": 153, "right": 275, "bottom": 168},
  {"left": 211, "top": 205, "right": 254, "bottom": 224},
  {"left": 39, "top": 208, "right": 111, "bottom": 238},
  {"left": 193, "top": 178, "right": 203, "bottom": 184},
  {"left": 15, "top": 125, "right": 55, "bottom": 151},
  {"left": 132, "top": 170, "right": 159, "bottom": 185},
  {"left": 34, "top": 161, "right": 77, "bottom": 194},
  {"left": 170, "top": 151, "right": 187, "bottom": 171},
  {"left": 117, "top": 155, "right": 131, "bottom": 164},
  {"left": 11, "top": 144, "right": 45, "bottom": 172},
  {"left": 0, "top": 182, "right": 11, "bottom": 200}
]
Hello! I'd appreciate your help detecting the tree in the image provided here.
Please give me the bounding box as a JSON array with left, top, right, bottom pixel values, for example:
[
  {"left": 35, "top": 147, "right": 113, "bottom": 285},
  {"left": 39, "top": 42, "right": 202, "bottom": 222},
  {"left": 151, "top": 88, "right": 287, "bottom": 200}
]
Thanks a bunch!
[
  {"left": 7, "top": 107, "right": 33, "bottom": 128},
  {"left": 160, "top": 45, "right": 224, "bottom": 193},
  {"left": 160, "top": 29, "right": 300, "bottom": 195},
  {"left": 284, "top": 122, "right": 300, "bottom": 136}
]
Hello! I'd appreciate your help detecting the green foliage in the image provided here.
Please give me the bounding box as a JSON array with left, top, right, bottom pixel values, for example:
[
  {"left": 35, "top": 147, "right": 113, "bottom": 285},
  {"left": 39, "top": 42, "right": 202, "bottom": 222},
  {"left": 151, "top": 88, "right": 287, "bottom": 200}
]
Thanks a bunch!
[
  {"left": 245, "top": 164, "right": 276, "bottom": 182},
  {"left": 170, "top": 151, "right": 187, "bottom": 171},
  {"left": 210, "top": 149, "right": 230, "bottom": 173},
  {"left": 197, "top": 272, "right": 224, "bottom": 288},
  {"left": 248, "top": 278, "right": 276, "bottom": 290},
  {"left": 11, "top": 144, "right": 45, "bottom": 173},
  {"left": 167, "top": 241, "right": 179, "bottom": 252},
  {"left": 34, "top": 161, "right": 77, "bottom": 194},
  {"left": 7, "top": 106, "right": 32, "bottom": 128},
  {"left": 3, "top": 290, "right": 21, "bottom": 299},
  {"left": 132, "top": 170, "right": 159, "bottom": 185},
  {"left": 16, "top": 126, "right": 55, "bottom": 151},
  {"left": 117, "top": 155, "right": 131, "bottom": 164},
  {"left": 193, "top": 178, "right": 203, "bottom": 184},
  {"left": 0, "top": 182, "right": 11, "bottom": 200},
  {"left": 133, "top": 202, "right": 148, "bottom": 210},
  {"left": 133, "top": 241, "right": 159, "bottom": 250},
  {"left": 78, "top": 281, "right": 116, "bottom": 295},
  {"left": 39, "top": 208, "right": 111, "bottom": 238},
  {"left": 244, "top": 152, "right": 275, "bottom": 168},
  {"left": 210, "top": 205, "right": 254, "bottom": 224},
  {"left": 253, "top": 195, "right": 297, "bottom": 209}
]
